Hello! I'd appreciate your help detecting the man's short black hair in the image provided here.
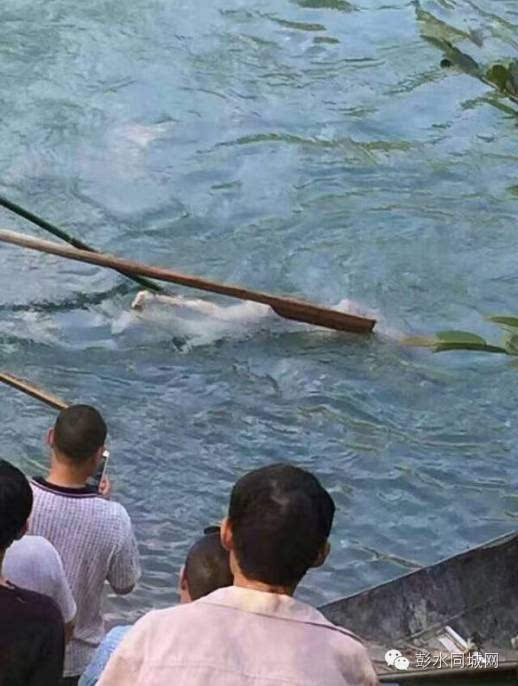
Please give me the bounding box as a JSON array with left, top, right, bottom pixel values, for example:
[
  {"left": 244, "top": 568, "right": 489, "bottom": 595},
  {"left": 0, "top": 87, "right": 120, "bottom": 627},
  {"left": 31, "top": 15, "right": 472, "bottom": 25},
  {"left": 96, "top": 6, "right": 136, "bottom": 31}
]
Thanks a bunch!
[
  {"left": 228, "top": 463, "right": 335, "bottom": 587},
  {"left": 54, "top": 405, "right": 107, "bottom": 462},
  {"left": 184, "top": 532, "right": 233, "bottom": 601},
  {"left": 0, "top": 460, "right": 33, "bottom": 550}
]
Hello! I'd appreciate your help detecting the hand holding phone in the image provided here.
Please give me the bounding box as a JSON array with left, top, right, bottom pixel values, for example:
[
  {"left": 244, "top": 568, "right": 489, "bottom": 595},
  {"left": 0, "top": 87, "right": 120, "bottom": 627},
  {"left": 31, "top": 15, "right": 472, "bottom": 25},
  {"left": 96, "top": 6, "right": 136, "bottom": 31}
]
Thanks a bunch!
[{"left": 87, "top": 449, "right": 110, "bottom": 494}]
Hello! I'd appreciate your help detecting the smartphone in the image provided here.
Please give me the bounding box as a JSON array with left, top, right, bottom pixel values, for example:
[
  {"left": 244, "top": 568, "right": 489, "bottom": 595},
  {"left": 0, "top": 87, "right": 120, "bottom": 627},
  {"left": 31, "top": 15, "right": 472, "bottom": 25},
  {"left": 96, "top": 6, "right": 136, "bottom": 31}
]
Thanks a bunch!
[{"left": 87, "top": 449, "right": 110, "bottom": 492}]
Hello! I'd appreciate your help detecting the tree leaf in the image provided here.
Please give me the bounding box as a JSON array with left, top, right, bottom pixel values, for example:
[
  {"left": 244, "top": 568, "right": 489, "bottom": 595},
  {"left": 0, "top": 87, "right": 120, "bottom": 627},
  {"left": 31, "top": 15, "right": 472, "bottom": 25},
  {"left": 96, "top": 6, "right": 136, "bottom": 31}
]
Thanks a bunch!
[
  {"left": 401, "top": 335, "right": 439, "bottom": 348},
  {"left": 487, "top": 64, "right": 509, "bottom": 91},
  {"left": 486, "top": 61, "right": 518, "bottom": 97},
  {"left": 436, "top": 330, "right": 487, "bottom": 345},
  {"left": 423, "top": 37, "right": 481, "bottom": 75},
  {"left": 488, "top": 315, "right": 518, "bottom": 331},
  {"left": 503, "top": 333, "right": 518, "bottom": 355},
  {"left": 508, "top": 61, "right": 518, "bottom": 96},
  {"left": 434, "top": 342, "right": 507, "bottom": 354}
]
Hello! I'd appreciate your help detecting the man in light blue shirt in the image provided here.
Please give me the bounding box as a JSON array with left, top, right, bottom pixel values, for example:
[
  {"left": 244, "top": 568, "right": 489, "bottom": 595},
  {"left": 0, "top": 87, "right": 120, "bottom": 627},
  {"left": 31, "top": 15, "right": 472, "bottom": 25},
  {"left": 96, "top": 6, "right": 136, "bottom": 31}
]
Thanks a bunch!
[{"left": 4, "top": 534, "right": 76, "bottom": 641}]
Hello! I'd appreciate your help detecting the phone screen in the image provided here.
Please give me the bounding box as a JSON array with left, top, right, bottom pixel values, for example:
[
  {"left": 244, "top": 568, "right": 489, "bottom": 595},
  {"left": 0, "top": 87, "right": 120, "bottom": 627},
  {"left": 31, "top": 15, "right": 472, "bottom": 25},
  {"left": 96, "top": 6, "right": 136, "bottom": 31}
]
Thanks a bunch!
[{"left": 87, "top": 449, "right": 110, "bottom": 492}]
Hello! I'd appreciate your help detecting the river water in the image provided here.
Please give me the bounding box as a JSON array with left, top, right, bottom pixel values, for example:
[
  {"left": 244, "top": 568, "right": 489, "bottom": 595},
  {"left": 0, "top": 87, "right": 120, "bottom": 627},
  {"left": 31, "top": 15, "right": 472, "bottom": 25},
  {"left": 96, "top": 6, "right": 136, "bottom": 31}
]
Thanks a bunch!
[{"left": 0, "top": 0, "right": 517, "bottom": 622}]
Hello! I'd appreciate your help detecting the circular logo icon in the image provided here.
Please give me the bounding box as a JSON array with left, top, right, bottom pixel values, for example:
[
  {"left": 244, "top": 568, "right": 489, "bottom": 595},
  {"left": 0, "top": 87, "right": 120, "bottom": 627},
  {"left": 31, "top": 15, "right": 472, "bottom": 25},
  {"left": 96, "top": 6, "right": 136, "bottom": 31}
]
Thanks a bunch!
[
  {"left": 385, "top": 649, "right": 402, "bottom": 667},
  {"left": 394, "top": 656, "right": 410, "bottom": 671}
]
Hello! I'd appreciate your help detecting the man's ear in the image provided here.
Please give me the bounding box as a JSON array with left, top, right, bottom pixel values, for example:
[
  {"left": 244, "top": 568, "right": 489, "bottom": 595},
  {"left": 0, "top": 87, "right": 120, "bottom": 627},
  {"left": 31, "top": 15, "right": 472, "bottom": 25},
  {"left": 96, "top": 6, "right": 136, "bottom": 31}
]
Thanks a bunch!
[
  {"left": 47, "top": 428, "right": 54, "bottom": 448},
  {"left": 311, "top": 540, "right": 331, "bottom": 568},
  {"left": 179, "top": 565, "right": 190, "bottom": 593},
  {"left": 178, "top": 565, "right": 191, "bottom": 603},
  {"left": 220, "top": 517, "right": 234, "bottom": 552}
]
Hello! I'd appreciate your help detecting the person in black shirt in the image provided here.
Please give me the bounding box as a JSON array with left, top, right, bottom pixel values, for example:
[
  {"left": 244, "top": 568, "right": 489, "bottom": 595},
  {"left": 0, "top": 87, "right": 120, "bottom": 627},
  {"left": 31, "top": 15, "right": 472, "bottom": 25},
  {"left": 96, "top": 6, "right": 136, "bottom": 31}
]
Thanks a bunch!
[{"left": 0, "top": 459, "right": 65, "bottom": 685}]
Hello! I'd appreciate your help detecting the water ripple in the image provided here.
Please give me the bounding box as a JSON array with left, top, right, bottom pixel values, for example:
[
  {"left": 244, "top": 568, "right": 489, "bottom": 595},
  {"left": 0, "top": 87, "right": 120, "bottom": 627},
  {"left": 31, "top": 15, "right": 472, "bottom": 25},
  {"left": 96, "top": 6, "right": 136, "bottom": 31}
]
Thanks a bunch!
[{"left": 0, "top": 0, "right": 517, "bottom": 617}]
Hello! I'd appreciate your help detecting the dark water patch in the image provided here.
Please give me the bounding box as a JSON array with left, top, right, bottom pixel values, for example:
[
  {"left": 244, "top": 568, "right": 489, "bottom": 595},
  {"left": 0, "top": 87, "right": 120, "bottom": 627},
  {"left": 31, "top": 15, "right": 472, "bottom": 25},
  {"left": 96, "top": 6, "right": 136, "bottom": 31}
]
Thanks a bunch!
[
  {"left": 293, "top": 0, "right": 355, "bottom": 10},
  {"left": 313, "top": 36, "right": 340, "bottom": 45},
  {"left": 266, "top": 15, "right": 326, "bottom": 32},
  {"left": 0, "top": 283, "right": 135, "bottom": 314}
]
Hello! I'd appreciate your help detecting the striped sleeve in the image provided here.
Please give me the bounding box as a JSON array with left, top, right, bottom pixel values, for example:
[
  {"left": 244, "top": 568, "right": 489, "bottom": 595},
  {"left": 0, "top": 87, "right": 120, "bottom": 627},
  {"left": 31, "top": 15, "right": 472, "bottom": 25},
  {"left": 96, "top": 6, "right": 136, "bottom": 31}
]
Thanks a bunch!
[
  {"left": 107, "top": 505, "right": 141, "bottom": 593},
  {"left": 47, "top": 542, "right": 77, "bottom": 624}
]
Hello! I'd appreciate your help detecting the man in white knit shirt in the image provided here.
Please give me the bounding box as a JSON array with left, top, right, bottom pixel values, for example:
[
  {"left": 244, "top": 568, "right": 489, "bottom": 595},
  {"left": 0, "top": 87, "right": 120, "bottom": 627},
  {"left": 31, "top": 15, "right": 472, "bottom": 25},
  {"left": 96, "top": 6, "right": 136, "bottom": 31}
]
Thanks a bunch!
[{"left": 29, "top": 404, "right": 141, "bottom": 686}]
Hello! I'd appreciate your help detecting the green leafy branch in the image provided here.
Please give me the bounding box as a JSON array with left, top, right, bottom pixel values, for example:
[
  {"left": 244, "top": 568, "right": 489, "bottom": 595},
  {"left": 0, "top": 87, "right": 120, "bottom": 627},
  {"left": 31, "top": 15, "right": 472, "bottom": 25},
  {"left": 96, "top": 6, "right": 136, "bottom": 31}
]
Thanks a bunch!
[
  {"left": 424, "top": 36, "right": 518, "bottom": 103},
  {"left": 403, "top": 317, "right": 518, "bottom": 355},
  {"left": 412, "top": 0, "right": 518, "bottom": 106}
]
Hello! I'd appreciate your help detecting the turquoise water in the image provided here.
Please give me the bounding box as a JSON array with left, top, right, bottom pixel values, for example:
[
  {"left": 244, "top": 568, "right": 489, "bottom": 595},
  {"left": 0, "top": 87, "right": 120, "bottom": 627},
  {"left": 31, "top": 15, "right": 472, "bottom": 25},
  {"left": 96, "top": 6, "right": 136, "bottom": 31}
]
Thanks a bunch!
[{"left": 0, "top": 0, "right": 517, "bottom": 623}]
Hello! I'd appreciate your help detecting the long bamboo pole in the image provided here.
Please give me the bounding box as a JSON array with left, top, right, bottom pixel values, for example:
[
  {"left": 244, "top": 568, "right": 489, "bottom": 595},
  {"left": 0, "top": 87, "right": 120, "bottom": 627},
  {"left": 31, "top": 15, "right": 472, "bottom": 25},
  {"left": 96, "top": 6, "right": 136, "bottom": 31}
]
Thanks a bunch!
[
  {"left": 0, "top": 230, "right": 376, "bottom": 334},
  {"left": 0, "top": 194, "right": 164, "bottom": 293},
  {"left": 0, "top": 371, "right": 67, "bottom": 410}
]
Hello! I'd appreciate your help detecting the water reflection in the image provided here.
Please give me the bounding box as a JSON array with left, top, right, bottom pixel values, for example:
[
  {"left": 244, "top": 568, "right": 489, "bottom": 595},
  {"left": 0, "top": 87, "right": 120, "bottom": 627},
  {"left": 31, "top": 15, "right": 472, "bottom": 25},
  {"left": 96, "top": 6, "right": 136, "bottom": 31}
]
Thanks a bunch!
[{"left": 0, "top": 0, "right": 517, "bottom": 620}]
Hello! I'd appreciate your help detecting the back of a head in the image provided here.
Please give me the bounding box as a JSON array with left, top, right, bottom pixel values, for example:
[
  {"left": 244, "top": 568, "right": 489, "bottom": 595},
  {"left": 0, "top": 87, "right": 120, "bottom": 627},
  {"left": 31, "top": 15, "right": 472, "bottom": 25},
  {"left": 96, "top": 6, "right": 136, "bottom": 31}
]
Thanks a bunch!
[
  {"left": 184, "top": 532, "right": 233, "bottom": 601},
  {"left": 0, "top": 460, "right": 33, "bottom": 550},
  {"left": 53, "top": 404, "right": 107, "bottom": 462},
  {"left": 229, "top": 464, "right": 335, "bottom": 588}
]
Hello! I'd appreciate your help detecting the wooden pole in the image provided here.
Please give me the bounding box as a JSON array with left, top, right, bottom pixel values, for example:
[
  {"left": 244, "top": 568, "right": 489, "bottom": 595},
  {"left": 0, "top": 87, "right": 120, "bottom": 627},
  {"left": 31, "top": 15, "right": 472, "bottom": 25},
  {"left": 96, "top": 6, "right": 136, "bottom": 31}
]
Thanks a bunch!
[
  {"left": 0, "top": 194, "right": 164, "bottom": 293},
  {"left": 0, "top": 230, "right": 376, "bottom": 334},
  {"left": 0, "top": 371, "right": 67, "bottom": 410}
]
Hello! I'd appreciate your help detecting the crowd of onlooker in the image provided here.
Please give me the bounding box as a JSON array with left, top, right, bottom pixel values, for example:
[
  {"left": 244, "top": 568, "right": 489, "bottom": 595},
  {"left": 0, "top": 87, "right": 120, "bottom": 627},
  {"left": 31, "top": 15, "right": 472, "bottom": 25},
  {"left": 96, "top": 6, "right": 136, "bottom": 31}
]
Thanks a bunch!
[{"left": 0, "top": 405, "right": 378, "bottom": 685}]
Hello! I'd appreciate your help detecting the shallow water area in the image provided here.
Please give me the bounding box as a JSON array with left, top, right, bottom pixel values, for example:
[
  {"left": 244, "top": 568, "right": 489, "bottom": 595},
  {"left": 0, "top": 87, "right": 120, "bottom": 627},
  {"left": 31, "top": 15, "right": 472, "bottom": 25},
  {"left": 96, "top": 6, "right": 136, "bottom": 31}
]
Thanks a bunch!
[{"left": 0, "top": 0, "right": 517, "bottom": 622}]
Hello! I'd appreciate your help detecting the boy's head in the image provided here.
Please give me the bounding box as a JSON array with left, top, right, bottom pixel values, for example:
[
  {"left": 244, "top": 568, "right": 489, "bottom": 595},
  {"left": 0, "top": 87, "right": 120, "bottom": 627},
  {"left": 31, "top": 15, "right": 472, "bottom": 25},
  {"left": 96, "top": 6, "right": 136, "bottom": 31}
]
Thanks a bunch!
[
  {"left": 222, "top": 464, "right": 335, "bottom": 589},
  {"left": 179, "top": 531, "right": 233, "bottom": 602},
  {"left": 50, "top": 404, "right": 107, "bottom": 465},
  {"left": 0, "top": 460, "right": 33, "bottom": 552}
]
